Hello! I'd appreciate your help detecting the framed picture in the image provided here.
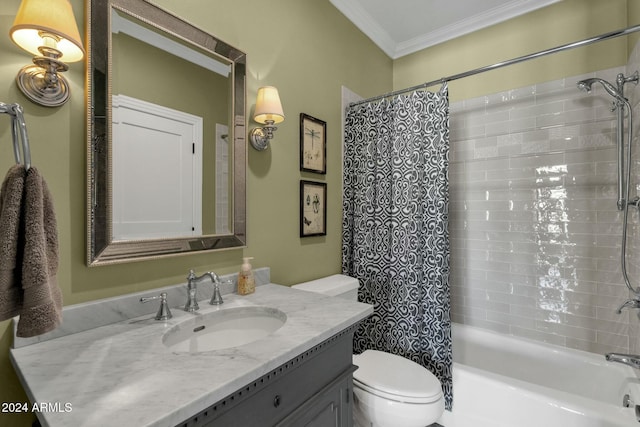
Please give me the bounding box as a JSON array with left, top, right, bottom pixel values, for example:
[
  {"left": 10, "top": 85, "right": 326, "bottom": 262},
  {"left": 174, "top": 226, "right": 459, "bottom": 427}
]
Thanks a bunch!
[
  {"left": 300, "top": 180, "right": 327, "bottom": 237},
  {"left": 300, "top": 113, "right": 326, "bottom": 174}
]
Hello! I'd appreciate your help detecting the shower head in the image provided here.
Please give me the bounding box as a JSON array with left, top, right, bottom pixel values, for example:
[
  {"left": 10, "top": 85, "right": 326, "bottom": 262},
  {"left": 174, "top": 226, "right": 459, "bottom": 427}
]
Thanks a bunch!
[{"left": 576, "top": 78, "right": 627, "bottom": 103}]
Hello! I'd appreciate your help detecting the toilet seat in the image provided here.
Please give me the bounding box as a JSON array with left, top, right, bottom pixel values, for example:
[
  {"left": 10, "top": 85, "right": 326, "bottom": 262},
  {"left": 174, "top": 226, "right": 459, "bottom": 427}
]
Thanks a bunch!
[{"left": 353, "top": 350, "right": 443, "bottom": 404}]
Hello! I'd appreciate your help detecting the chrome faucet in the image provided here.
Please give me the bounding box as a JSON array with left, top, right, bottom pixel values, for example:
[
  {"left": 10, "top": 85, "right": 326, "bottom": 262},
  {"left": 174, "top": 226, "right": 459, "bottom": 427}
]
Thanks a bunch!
[
  {"left": 185, "top": 269, "right": 222, "bottom": 312},
  {"left": 616, "top": 298, "right": 640, "bottom": 314},
  {"left": 605, "top": 353, "right": 640, "bottom": 369}
]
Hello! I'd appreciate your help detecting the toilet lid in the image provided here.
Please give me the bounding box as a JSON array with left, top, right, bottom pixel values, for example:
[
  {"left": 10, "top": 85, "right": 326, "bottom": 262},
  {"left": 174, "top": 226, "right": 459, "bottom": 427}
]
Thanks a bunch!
[{"left": 353, "top": 350, "right": 443, "bottom": 404}]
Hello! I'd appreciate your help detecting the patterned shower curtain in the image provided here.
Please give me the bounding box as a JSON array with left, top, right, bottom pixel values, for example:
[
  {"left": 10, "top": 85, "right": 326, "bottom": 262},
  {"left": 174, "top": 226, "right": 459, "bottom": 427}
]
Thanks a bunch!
[{"left": 342, "top": 88, "right": 452, "bottom": 408}]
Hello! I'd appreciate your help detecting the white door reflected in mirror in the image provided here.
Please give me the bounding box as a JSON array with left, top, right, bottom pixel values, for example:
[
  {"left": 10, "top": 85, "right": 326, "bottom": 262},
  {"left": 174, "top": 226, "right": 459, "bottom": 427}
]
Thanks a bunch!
[{"left": 112, "top": 95, "right": 203, "bottom": 240}]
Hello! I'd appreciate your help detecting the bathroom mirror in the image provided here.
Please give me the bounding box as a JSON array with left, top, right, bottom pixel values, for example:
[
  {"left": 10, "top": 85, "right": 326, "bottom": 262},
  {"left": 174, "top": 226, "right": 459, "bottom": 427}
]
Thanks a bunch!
[{"left": 87, "top": 0, "right": 246, "bottom": 266}]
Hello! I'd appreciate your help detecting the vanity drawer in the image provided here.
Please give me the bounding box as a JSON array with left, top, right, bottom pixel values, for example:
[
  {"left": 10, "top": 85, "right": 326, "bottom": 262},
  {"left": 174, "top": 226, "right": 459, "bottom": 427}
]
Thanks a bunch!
[{"left": 179, "top": 327, "right": 355, "bottom": 427}]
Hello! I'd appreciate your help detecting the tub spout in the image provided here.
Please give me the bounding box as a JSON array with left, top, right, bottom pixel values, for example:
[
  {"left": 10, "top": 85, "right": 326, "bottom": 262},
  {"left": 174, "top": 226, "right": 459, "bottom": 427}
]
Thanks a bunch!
[
  {"left": 605, "top": 353, "right": 640, "bottom": 369},
  {"left": 615, "top": 298, "right": 640, "bottom": 314}
]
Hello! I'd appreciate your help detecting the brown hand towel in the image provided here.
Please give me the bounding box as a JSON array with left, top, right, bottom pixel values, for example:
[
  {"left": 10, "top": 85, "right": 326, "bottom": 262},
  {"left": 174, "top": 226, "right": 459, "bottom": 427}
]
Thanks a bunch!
[
  {"left": 0, "top": 165, "right": 62, "bottom": 337},
  {"left": 17, "top": 166, "right": 62, "bottom": 337},
  {"left": 0, "top": 165, "right": 26, "bottom": 320}
]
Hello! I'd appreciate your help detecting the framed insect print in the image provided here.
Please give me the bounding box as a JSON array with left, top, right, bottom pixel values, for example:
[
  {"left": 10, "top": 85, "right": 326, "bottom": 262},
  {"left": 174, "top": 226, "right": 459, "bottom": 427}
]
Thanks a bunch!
[
  {"left": 300, "top": 113, "right": 326, "bottom": 174},
  {"left": 300, "top": 180, "right": 327, "bottom": 237}
]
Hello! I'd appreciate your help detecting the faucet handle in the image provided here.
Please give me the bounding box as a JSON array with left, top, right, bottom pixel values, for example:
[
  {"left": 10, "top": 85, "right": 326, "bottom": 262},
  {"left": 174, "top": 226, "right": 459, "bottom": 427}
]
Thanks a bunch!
[
  {"left": 140, "top": 292, "right": 173, "bottom": 320},
  {"left": 210, "top": 280, "right": 226, "bottom": 305}
]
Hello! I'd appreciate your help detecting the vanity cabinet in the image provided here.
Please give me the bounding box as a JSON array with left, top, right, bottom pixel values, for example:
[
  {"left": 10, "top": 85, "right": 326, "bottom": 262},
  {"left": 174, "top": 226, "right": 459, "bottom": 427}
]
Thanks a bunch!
[
  {"left": 179, "top": 326, "right": 356, "bottom": 427},
  {"left": 276, "top": 372, "right": 353, "bottom": 427}
]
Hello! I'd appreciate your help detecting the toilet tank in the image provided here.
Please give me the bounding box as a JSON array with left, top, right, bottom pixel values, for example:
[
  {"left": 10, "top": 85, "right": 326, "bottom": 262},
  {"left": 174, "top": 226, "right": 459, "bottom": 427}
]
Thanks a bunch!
[{"left": 292, "top": 274, "right": 359, "bottom": 301}]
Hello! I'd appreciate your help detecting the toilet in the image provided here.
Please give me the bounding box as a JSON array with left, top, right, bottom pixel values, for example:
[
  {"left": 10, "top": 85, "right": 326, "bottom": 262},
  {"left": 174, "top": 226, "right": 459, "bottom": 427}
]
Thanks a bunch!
[{"left": 292, "top": 274, "right": 445, "bottom": 427}]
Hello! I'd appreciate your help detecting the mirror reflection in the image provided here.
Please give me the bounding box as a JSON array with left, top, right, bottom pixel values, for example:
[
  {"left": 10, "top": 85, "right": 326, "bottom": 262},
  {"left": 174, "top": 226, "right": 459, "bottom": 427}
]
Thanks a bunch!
[
  {"left": 87, "top": 0, "right": 246, "bottom": 265},
  {"left": 111, "top": 9, "right": 232, "bottom": 240}
]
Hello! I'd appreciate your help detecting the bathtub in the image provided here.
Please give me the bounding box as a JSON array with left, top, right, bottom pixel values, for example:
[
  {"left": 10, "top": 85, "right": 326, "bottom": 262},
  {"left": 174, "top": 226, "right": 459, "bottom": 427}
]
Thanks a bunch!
[{"left": 437, "top": 323, "right": 640, "bottom": 427}]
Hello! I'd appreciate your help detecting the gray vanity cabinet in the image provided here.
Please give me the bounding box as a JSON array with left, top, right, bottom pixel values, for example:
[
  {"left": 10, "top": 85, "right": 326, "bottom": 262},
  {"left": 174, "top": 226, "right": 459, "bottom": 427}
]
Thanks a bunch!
[
  {"left": 179, "top": 327, "right": 356, "bottom": 427},
  {"left": 276, "top": 371, "right": 354, "bottom": 426}
]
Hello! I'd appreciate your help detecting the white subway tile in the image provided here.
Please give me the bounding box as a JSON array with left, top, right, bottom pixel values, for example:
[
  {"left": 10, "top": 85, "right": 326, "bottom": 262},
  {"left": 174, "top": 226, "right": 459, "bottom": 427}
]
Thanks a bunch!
[{"left": 449, "top": 64, "right": 639, "bottom": 354}]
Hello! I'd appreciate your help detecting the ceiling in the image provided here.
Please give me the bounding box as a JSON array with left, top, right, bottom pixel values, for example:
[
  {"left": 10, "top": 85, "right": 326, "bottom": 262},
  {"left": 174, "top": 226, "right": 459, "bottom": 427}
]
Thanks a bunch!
[{"left": 329, "top": 0, "right": 561, "bottom": 59}]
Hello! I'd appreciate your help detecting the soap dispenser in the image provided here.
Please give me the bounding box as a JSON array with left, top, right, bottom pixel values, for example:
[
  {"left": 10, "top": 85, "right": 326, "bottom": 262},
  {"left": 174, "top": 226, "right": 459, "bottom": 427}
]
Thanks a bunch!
[{"left": 237, "top": 257, "right": 255, "bottom": 295}]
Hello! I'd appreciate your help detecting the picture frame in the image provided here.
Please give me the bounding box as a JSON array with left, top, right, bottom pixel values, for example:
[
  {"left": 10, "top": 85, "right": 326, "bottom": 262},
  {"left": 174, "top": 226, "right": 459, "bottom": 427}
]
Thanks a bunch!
[
  {"left": 300, "top": 180, "right": 327, "bottom": 237},
  {"left": 300, "top": 113, "right": 327, "bottom": 174}
]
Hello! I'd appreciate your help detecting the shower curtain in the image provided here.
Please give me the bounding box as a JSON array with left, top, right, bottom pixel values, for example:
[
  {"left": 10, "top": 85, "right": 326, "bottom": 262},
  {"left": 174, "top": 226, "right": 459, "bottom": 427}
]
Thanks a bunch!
[{"left": 342, "top": 88, "right": 452, "bottom": 408}]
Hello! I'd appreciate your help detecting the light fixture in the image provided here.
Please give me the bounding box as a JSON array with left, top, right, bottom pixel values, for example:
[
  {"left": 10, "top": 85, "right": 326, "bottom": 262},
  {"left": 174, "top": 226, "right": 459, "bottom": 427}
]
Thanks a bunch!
[
  {"left": 9, "top": 0, "right": 85, "bottom": 107},
  {"left": 249, "top": 86, "right": 285, "bottom": 150}
]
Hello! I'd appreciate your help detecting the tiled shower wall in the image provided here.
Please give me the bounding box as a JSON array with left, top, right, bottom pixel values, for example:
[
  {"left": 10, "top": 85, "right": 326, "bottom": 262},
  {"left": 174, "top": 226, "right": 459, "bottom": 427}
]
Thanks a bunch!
[
  {"left": 626, "top": 42, "right": 640, "bottom": 354},
  {"left": 449, "top": 44, "right": 640, "bottom": 355}
]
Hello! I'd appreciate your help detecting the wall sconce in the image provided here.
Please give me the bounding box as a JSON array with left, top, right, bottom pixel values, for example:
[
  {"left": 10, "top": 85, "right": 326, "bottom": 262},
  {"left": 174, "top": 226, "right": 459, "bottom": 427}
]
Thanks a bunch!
[
  {"left": 9, "top": 0, "right": 85, "bottom": 107},
  {"left": 249, "top": 86, "right": 285, "bottom": 151}
]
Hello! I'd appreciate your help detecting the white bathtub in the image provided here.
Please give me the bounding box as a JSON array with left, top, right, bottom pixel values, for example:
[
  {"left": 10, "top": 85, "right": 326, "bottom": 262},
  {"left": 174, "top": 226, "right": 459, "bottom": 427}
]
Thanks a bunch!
[{"left": 437, "top": 323, "right": 640, "bottom": 427}]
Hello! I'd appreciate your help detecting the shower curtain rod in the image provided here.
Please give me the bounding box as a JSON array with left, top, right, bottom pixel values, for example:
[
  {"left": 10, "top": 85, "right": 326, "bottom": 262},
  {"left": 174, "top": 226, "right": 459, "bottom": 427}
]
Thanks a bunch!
[{"left": 349, "top": 23, "right": 640, "bottom": 107}]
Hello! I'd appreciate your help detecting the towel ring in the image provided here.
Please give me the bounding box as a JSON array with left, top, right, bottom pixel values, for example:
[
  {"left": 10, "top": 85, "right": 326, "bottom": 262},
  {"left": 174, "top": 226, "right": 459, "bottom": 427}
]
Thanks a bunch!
[{"left": 1, "top": 102, "right": 31, "bottom": 171}]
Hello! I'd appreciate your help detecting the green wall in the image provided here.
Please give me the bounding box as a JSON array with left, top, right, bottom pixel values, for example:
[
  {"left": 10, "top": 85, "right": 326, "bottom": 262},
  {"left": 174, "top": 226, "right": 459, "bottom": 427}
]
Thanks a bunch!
[
  {"left": 0, "top": 0, "right": 391, "bottom": 425},
  {"left": 0, "top": 0, "right": 637, "bottom": 425}
]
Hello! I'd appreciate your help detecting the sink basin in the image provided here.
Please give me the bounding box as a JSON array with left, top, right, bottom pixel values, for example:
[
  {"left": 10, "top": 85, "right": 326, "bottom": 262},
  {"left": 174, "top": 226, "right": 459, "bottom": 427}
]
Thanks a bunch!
[{"left": 163, "top": 306, "right": 287, "bottom": 353}]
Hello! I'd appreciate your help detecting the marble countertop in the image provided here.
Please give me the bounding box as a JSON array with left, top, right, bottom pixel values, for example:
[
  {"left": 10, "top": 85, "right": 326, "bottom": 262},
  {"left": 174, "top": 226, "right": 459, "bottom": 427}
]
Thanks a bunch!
[{"left": 10, "top": 284, "right": 372, "bottom": 427}]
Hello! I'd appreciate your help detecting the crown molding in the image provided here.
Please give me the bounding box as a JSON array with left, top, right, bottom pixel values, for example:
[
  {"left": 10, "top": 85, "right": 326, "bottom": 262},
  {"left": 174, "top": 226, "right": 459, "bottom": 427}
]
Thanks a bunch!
[
  {"left": 331, "top": 0, "right": 561, "bottom": 59},
  {"left": 329, "top": 0, "right": 397, "bottom": 57}
]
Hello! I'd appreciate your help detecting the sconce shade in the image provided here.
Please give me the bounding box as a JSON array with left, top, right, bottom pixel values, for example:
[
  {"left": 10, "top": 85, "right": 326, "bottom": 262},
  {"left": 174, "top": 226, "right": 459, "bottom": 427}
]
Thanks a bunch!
[
  {"left": 10, "top": 0, "right": 85, "bottom": 62},
  {"left": 253, "top": 86, "right": 285, "bottom": 124}
]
